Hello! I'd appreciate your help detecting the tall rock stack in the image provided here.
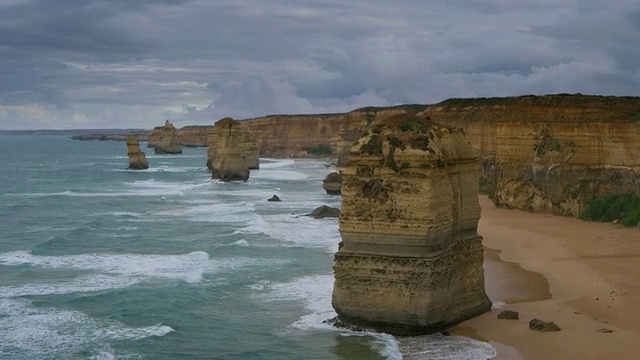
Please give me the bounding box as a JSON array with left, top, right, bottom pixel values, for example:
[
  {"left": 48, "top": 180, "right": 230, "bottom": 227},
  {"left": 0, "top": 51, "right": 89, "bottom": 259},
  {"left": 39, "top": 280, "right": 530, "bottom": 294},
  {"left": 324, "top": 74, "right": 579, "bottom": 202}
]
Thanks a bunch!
[
  {"left": 126, "top": 136, "right": 149, "bottom": 170},
  {"left": 331, "top": 114, "right": 491, "bottom": 335},
  {"left": 207, "top": 118, "right": 259, "bottom": 171},
  {"left": 149, "top": 120, "right": 182, "bottom": 154},
  {"left": 209, "top": 117, "right": 259, "bottom": 181}
]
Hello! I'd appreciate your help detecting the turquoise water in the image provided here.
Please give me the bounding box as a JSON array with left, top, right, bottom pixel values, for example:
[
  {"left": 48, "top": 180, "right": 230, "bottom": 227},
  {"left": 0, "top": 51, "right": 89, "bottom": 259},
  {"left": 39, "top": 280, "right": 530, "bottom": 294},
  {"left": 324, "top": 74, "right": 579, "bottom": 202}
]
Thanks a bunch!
[{"left": 0, "top": 135, "right": 495, "bottom": 360}]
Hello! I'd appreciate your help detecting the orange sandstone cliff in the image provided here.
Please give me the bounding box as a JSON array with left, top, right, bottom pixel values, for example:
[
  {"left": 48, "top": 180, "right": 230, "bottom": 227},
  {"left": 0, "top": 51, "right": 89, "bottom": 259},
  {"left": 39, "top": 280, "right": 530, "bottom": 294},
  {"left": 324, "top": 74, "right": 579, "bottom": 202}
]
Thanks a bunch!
[
  {"left": 177, "top": 126, "right": 211, "bottom": 147},
  {"left": 240, "top": 114, "right": 345, "bottom": 157},
  {"left": 126, "top": 136, "right": 148, "bottom": 170},
  {"left": 209, "top": 118, "right": 258, "bottom": 181},
  {"left": 417, "top": 95, "right": 640, "bottom": 216},
  {"left": 167, "top": 94, "right": 640, "bottom": 216},
  {"left": 147, "top": 120, "right": 182, "bottom": 154},
  {"left": 331, "top": 113, "right": 491, "bottom": 334}
]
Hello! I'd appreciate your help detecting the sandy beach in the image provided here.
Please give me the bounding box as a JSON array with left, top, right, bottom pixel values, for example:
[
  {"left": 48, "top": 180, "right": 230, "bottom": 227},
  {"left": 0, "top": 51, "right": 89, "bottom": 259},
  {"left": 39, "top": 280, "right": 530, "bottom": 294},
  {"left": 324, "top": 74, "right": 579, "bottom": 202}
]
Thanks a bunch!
[{"left": 452, "top": 196, "right": 640, "bottom": 360}]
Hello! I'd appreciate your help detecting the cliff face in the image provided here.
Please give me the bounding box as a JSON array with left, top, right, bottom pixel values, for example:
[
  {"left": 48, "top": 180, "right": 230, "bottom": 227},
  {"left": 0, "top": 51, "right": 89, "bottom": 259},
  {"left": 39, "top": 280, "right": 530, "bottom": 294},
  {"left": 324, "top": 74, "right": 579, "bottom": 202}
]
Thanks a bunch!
[
  {"left": 207, "top": 118, "right": 259, "bottom": 170},
  {"left": 332, "top": 114, "right": 491, "bottom": 335},
  {"left": 209, "top": 117, "right": 258, "bottom": 181},
  {"left": 240, "top": 114, "right": 345, "bottom": 157},
  {"left": 148, "top": 120, "right": 182, "bottom": 154},
  {"left": 177, "top": 126, "right": 210, "bottom": 147},
  {"left": 420, "top": 95, "right": 640, "bottom": 216},
  {"left": 126, "top": 136, "right": 148, "bottom": 170}
]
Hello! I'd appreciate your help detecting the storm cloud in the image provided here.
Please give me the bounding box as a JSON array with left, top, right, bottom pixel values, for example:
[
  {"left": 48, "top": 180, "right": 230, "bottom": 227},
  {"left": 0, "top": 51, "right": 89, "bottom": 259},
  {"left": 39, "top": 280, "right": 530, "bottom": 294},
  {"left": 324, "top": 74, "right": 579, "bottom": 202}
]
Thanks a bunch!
[{"left": 1, "top": 0, "right": 639, "bottom": 129}]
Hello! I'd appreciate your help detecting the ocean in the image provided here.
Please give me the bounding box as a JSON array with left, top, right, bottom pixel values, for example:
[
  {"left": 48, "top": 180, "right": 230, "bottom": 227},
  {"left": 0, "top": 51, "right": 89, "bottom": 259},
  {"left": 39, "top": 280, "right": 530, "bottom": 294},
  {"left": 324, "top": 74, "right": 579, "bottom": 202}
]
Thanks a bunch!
[{"left": 0, "top": 135, "right": 496, "bottom": 360}]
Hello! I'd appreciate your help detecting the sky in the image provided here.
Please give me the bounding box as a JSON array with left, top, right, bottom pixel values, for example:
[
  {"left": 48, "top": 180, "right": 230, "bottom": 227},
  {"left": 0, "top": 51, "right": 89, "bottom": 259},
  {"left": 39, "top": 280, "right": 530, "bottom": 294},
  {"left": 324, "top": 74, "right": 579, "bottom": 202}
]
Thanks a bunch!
[{"left": 1, "top": 0, "right": 639, "bottom": 130}]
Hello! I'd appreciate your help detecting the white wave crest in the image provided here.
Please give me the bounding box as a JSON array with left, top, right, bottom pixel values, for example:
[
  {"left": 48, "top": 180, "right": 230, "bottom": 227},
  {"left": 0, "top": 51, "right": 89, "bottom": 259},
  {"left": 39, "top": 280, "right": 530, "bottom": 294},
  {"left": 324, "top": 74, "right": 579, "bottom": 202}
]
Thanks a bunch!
[
  {"left": 0, "top": 250, "right": 259, "bottom": 284},
  {"left": 0, "top": 298, "right": 173, "bottom": 359}
]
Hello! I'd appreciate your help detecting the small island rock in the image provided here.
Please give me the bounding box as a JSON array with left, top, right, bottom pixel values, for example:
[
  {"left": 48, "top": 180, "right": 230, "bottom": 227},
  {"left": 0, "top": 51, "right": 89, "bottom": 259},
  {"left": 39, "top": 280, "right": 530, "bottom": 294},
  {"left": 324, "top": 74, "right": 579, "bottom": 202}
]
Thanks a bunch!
[
  {"left": 267, "top": 195, "right": 281, "bottom": 202},
  {"left": 126, "top": 136, "right": 148, "bottom": 170},
  {"left": 210, "top": 118, "right": 255, "bottom": 182},
  {"left": 149, "top": 120, "right": 182, "bottom": 154},
  {"left": 322, "top": 172, "right": 343, "bottom": 195},
  {"left": 307, "top": 205, "right": 340, "bottom": 219}
]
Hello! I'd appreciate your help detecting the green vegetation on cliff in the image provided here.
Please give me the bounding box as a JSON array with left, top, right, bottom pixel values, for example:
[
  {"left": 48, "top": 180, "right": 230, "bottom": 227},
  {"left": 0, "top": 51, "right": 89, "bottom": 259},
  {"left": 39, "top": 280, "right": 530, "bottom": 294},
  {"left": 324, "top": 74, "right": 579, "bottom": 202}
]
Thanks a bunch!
[
  {"left": 580, "top": 193, "right": 640, "bottom": 226},
  {"left": 303, "top": 145, "right": 333, "bottom": 156}
]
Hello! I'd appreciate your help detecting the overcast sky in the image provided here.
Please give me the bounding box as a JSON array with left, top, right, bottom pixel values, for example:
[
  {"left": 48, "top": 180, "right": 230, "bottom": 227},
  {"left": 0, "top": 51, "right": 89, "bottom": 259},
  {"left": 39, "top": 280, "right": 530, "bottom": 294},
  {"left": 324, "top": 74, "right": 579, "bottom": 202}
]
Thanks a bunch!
[{"left": 1, "top": 0, "right": 639, "bottom": 129}]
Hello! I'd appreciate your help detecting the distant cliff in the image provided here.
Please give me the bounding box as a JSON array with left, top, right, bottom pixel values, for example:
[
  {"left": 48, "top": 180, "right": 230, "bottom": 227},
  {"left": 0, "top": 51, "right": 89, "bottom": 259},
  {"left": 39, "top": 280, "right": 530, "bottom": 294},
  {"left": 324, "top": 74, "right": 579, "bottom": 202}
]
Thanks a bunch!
[
  {"left": 177, "top": 126, "right": 211, "bottom": 147},
  {"left": 76, "top": 94, "right": 640, "bottom": 217},
  {"left": 71, "top": 131, "right": 149, "bottom": 142},
  {"left": 240, "top": 114, "right": 345, "bottom": 157}
]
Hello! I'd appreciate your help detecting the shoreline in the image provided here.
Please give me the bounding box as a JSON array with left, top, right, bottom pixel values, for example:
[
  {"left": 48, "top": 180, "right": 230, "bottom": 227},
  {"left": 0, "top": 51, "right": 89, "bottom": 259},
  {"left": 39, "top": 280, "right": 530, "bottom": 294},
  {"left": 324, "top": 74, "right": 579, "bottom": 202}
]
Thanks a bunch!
[{"left": 452, "top": 196, "right": 640, "bottom": 360}]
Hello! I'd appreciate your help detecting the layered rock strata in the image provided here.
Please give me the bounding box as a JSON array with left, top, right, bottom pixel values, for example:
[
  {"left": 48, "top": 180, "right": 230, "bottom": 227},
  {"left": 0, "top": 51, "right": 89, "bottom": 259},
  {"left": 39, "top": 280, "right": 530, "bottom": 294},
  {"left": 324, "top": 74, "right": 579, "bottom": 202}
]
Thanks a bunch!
[
  {"left": 177, "top": 126, "right": 210, "bottom": 147},
  {"left": 419, "top": 95, "right": 640, "bottom": 216},
  {"left": 209, "top": 118, "right": 257, "bottom": 181},
  {"left": 148, "top": 120, "right": 182, "bottom": 154},
  {"left": 207, "top": 118, "right": 259, "bottom": 171},
  {"left": 241, "top": 114, "right": 344, "bottom": 157},
  {"left": 332, "top": 114, "right": 491, "bottom": 335},
  {"left": 126, "top": 136, "right": 148, "bottom": 170}
]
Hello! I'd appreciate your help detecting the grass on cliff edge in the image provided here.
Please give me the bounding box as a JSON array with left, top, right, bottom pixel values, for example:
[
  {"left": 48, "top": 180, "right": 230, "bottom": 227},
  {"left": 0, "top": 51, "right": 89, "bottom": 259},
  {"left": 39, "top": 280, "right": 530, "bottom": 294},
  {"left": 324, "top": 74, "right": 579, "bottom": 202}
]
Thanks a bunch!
[{"left": 580, "top": 193, "right": 640, "bottom": 227}]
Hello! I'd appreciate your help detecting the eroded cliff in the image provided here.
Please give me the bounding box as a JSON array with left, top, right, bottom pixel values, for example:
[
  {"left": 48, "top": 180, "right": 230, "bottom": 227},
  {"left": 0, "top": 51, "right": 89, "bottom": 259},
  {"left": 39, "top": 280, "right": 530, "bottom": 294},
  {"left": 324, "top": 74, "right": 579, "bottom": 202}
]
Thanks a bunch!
[
  {"left": 178, "top": 126, "right": 210, "bottom": 147},
  {"left": 126, "top": 136, "right": 148, "bottom": 170},
  {"left": 209, "top": 117, "right": 258, "bottom": 181},
  {"left": 207, "top": 118, "right": 259, "bottom": 170},
  {"left": 418, "top": 95, "right": 640, "bottom": 216},
  {"left": 332, "top": 114, "right": 491, "bottom": 335},
  {"left": 240, "top": 114, "right": 345, "bottom": 157},
  {"left": 148, "top": 120, "right": 182, "bottom": 154}
]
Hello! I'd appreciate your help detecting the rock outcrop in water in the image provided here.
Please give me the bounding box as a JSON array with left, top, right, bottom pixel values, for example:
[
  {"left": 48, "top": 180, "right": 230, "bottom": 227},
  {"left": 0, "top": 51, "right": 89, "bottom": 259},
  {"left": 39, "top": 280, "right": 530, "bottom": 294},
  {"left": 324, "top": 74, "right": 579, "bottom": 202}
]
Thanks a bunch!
[
  {"left": 126, "top": 136, "right": 148, "bottom": 170},
  {"left": 207, "top": 118, "right": 259, "bottom": 171},
  {"left": 322, "top": 172, "right": 343, "bottom": 195},
  {"left": 331, "top": 114, "right": 491, "bottom": 335},
  {"left": 148, "top": 120, "right": 182, "bottom": 154},
  {"left": 209, "top": 117, "right": 258, "bottom": 181}
]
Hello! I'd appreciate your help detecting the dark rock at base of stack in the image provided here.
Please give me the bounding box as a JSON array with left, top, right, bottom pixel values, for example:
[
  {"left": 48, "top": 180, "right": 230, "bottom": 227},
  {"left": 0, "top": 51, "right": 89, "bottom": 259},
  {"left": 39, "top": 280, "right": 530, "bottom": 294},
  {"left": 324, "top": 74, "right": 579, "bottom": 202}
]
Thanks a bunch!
[{"left": 322, "top": 172, "right": 343, "bottom": 195}]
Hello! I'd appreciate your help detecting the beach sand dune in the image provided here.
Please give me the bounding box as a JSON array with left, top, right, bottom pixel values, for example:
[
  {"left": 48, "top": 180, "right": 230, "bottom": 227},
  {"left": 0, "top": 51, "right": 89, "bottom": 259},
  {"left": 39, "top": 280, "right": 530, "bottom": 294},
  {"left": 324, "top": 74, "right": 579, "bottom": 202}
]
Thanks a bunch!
[{"left": 453, "top": 196, "right": 640, "bottom": 360}]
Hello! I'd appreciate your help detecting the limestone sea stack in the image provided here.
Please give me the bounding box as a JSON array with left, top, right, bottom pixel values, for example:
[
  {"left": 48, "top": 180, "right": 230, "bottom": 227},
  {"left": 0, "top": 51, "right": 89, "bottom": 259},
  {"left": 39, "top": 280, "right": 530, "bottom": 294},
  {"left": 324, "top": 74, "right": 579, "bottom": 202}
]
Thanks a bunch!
[
  {"left": 322, "top": 172, "right": 343, "bottom": 195},
  {"left": 126, "top": 136, "right": 148, "bottom": 170},
  {"left": 210, "top": 117, "right": 258, "bottom": 181},
  {"left": 207, "top": 118, "right": 259, "bottom": 170},
  {"left": 331, "top": 114, "right": 491, "bottom": 335},
  {"left": 149, "top": 120, "right": 182, "bottom": 154}
]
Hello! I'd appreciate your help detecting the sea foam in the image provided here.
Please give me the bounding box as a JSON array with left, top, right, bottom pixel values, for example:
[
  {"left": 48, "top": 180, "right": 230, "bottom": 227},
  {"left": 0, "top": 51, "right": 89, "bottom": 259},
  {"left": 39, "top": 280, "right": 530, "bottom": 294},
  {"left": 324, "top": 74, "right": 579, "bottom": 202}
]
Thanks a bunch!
[
  {"left": 0, "top": 250, "right": 266, "bottom": 284},
  {"left": 0, "top": 298, "right": 173, "bottom": 360}
]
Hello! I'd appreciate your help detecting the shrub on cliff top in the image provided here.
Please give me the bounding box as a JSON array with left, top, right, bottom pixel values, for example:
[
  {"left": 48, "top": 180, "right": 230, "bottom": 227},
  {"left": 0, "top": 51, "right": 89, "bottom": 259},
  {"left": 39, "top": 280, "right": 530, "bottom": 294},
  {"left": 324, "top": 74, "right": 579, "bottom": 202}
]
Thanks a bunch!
[
  {"left": 580, "top": 193, "right": 640, "bottom": 226},
  {"left": 399, "top": 117, "right": 425, "bottom": 132}
]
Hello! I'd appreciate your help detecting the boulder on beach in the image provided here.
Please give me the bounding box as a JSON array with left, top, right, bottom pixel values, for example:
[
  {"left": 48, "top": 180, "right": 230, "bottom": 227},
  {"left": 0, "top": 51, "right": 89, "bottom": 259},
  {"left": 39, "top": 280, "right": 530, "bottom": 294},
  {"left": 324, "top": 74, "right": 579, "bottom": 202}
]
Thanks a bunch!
[{"left": 529, "top": 318, "right": 561, "bottom": 332}]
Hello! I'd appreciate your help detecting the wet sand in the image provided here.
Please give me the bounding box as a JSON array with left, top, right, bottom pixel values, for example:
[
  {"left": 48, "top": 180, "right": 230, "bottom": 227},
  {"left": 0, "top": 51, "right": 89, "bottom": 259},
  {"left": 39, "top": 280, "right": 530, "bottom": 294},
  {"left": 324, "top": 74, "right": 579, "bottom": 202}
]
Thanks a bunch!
[{"left": 452, "top": 196, "right": 640, "bottom": 360}]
